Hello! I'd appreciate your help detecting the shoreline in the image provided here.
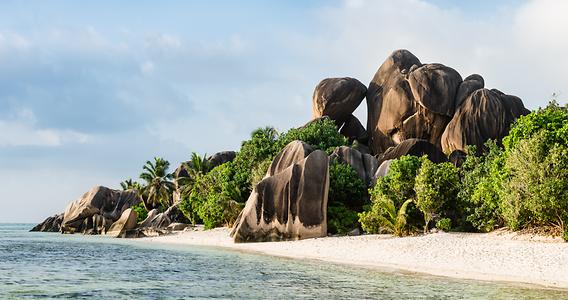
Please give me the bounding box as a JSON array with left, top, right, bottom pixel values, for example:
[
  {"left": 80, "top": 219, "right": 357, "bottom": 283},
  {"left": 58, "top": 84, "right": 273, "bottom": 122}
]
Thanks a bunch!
[{"left": 134, "top": 227, "right": 568, "bottom": 290}]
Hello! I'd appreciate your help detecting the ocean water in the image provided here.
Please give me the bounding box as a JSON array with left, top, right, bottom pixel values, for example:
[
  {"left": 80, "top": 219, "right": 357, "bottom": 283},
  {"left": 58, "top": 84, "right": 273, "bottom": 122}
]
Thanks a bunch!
[{"left": 1, "top": 224, "right": 567, "bottom": 299}]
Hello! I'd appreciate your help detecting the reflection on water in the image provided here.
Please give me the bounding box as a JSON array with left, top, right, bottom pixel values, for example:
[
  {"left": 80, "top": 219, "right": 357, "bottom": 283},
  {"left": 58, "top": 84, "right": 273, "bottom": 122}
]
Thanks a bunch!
[{"left": 0, "top": 224, "right": 566, "bottom": 299}]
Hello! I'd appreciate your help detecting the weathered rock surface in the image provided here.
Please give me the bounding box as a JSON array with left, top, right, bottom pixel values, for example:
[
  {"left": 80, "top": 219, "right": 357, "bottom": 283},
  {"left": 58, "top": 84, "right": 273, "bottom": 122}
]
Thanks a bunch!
[
  {"left": 377, "top": 138, "right": 447, "bottom": 165},
  {"left": 231, "top": 143, "right": 329, "bottom": 243},
  {"left": 208, "top": 151, "right": 236, "bottom": 169},
  {"left": 138, "top": 204, "right": 189, "bottom": 230},
  {"left": 60, "top": 186, "right": 141, "bottom": 234},
  {"left": 31, "top": 213, "right": 63, "bottom": 232},
  {"left": 441, "top": 88, "right": 530, "bottom": 154},
  {"left": 366, "top": 49, "right": 462, "bottom": 154},
  {"left": 330, "top": 146, "right": 378, "bottom": 186},
  {"left": 266, "top": 140, "right": 313, "bottom": 177},
  {"left": 373, "top": 159, "right": 394, "bottom": 185},
  {"left": 339, "top": 114, "right": 368, "bottom": 144},
  {"left": 106, "top": 208, "right": 138, "bottom": 238},
  {"left": 312, "top": 77, "right": 367, "bottom": 124}
]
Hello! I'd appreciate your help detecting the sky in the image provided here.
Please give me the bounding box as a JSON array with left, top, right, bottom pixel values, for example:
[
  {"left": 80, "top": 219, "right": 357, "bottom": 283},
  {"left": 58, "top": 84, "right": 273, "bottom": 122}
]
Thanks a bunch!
[{"left": 1, "top": 0, "right": 567, "bottom": 223}]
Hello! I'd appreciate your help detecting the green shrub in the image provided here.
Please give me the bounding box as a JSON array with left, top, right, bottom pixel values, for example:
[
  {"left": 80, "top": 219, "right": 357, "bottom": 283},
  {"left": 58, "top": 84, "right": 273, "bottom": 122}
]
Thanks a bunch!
[
  {"left": 359, "top": 198, "right": 414, "bottom": 236},
  {"left": 131, "top": 202, "right": 148, "bottom": 223},
  {"left": 277, "top": 118, "right": 348, "bottom": 154},
  {"left": 229, "top": 127, "right": 280, "bottom": 201},
  {"left": 502, "top": 131, "right": 568, "bottom": 231},
  {"left": 250, "top": 158, "right": 272, "bottom": 188},
  {"left": 328, "top": 160, "right": 367, "bottom": 209},
  {"left": 415, "top": 158, "right": 460, "bottom": 233},
  {"left": 179, "top": 164, "right": 243, "bottom": 229},
  {"left": 458, "top": 141, "right": 506, "bottom": 232},
  {"left": 328, "top": 204, "right": 360, "bottom": 235},
  {"left": 359, "top": 156, "right": 423, "bottom": 236},
  {"left": 436, "top": 218, "right": 452, "bottom": 232},
  {"left": 327, "top": 160, "right": 367, "bottom": 234},
  {"left": 503, "top": 100, "right": 568, "bottom": 151}
]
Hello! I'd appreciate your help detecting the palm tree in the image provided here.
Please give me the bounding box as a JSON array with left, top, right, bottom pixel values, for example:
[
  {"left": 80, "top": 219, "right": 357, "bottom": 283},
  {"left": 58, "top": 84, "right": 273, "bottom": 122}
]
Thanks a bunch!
[
  {"left": 176, "top": 152, "right": 211, "bottom": 195},
  {"left": 120, "top": 178, "right": 147, "bottom": 207},
  {"left": 140, "top": 157, "right": 175, "bottom": 209}
]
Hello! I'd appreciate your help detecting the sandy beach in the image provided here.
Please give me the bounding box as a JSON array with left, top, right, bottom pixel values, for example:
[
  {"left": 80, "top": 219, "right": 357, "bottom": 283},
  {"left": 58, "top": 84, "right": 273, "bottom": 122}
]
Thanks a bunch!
[{"left": 137, "top": 228, "right": 568, "bottom": 289}]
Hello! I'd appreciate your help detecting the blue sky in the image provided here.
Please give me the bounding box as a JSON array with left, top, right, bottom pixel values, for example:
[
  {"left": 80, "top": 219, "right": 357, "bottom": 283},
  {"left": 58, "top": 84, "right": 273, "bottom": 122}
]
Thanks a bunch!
[{"left": 1, "top": 0, "right": 567, "bottom": 222}]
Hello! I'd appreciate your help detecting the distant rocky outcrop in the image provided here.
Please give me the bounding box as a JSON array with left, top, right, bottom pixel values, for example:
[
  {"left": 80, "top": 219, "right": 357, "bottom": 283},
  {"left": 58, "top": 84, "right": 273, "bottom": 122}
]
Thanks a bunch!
[
  {"left": 60, "top": 186, "right": 141, "bottom": 234},
  {"left": 30, "top": 213, "right": 63, "bottom": 232},
  {"left": 231, "top": 141, "right": 329, "bottom": 242}
]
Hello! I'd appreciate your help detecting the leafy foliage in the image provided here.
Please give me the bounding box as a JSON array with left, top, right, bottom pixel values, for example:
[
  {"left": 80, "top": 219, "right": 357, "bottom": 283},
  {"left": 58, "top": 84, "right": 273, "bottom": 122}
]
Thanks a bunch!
[
  {"left": 359, "top": 156, "right": 423, "bottom": 236},
  {"left": 414, "top": 158, "right": 460, "bottom": 233},
  {"left": 502, "top": 131, "right": 568, "bottom": 231},
  {"left": 327, "top": 160, "right": 367, "bottom": 234},
  {"left": 277, "top": 118, "right": 348, "bottom": 154},
  {"left": 503, "top": 100, "right": 568, "bottom": 151},
  {"left": 435, "top": 218, "right": 452, "bottom": 232},
  {"left": 178, "top": 164, "right": 243, "bottom": 229},
  {"left": 458, "top": 142, "right": 506, "bottom": 232},
  {"left": 359, "top": 198, "right": 414, "bottom": 236},
  {"left": 139, "top": 157, "right": 174, "bottom": 209},
  {"left": 131, "top": 202, "right": 148, "bottom": 223}
]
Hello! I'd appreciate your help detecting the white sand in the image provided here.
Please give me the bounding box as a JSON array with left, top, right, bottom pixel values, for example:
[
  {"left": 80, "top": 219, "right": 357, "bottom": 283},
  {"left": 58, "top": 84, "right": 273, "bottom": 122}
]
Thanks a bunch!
[{"left": 136, "top": 227, "right": 568, "bottom": 289}]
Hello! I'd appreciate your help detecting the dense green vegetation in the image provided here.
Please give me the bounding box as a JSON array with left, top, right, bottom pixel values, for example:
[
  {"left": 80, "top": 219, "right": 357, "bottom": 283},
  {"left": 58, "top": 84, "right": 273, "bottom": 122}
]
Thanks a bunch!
[
  {"left": 327, "top": 160, "right": 367, "bottom": 234},
  {"left": 177, "top": 117, "right": 351, "bottom": 230},
  {"left": 360, "top": 101, "right": 568, "bottom": 240}
]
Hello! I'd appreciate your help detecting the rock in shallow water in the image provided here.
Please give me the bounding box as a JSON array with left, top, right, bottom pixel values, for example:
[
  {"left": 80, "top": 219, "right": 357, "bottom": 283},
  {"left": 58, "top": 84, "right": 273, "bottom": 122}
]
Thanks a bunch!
[
  {"left": 60, "top": 186, "right": 141, "bottom": 234},
  {"left": 30, "top": 213, "right": 63, "bottom": 232}
]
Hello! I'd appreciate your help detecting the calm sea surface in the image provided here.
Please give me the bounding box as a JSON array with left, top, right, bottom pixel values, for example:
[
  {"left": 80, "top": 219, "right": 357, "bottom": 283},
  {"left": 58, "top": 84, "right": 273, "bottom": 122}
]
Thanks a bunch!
[{"left": 1, "top": 223, "right": 567, "bottom": 299}]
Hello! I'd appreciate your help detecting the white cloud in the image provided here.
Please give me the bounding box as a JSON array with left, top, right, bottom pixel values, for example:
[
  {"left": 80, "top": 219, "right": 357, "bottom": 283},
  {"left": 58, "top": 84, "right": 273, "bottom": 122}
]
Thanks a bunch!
[{"left": 0, "top": 108, "right": 91, "bottom": 147}]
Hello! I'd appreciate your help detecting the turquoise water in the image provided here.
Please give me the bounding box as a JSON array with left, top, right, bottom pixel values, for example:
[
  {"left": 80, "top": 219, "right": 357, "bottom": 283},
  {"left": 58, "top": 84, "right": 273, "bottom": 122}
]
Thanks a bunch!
[{"left": 1, "top": 224, "right": 567, "bottom": 299}]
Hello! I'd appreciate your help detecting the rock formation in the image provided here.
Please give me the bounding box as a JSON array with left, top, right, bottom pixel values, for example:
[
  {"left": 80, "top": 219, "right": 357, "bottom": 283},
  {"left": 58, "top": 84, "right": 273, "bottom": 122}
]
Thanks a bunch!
[
  {"left": 30, "top": 213, "right": 63, "bottom": 232},
  {"left": 366, "top": 50, "right": 462, "bottom": 154},
  {"left": 208, "top": 151, "right": 236, "bottom": 169},
  {"left": 60, "top": 186, "right": 141, "bottom": 234},
  {"left": 106, "top": 208, "right": 138, "bottom": 238},
  {"left": 231, "top": 141, "right": 329, "bottom": 243},
  {"left": 312, "top": 77, "right": 367, "bottom": 125},
  {"left": 377, "top": 139, "right": 447, "bottom": 165},
  {"left": 329, "top": 146, "right": 378, "bottom": 186},
  {"left": 441, "top": 87, "right": 530, "bottom": 154}
]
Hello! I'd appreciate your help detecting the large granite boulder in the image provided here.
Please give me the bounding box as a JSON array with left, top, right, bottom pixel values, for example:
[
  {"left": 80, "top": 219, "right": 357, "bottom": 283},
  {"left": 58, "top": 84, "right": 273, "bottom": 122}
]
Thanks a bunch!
[
  {"left": 31, "top": 213, "right": 63, "bottom": 232},
  {"left": 329, "top": 146, "right": 378, "bottom": 186},
  {"left": 441, "top": 88, "right": 530, "bottom": 154},
  {"left": 106, "top": 208, "right": 138, "bottom": 238},
  {"left": 231, "top": 142, "right": 329, "bottom": 243},
  {"left": 60, "top": 186, "right": 141, "bottom": 234},
  {"left": 339, "top": 114, "right": 368, "bottom": 144},
  {"left": 138, "top": 204, "right": 189, "bottom": 230},
  {"left": 208, "top": 151, "right": 236, "bottom": 169},
  {"left": 377, "top": 138, "right": 447, "bottom": 165},
  {"left": 366, "top": 49, "right": 462, "bottom": 154},
  {"left": 266, "top": 140, "right": 313, "bottom": 177},
  {"left": 312, "top": 77, "right": 367, "bottom": 125}
]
